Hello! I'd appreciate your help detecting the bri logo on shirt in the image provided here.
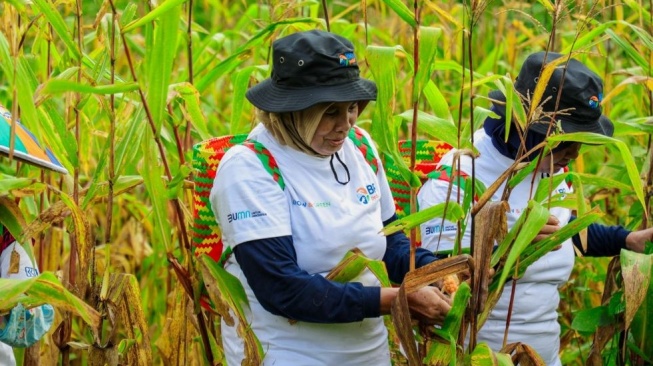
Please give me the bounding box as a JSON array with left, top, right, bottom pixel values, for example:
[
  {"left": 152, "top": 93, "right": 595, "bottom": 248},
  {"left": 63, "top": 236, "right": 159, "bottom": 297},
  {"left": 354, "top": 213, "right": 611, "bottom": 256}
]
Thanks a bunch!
[
  {"left": 356, "top": 183, "right": 379, "bottom": 204},
  {"left": 227, "top": 210, "right": 267, "bottom": 223}
]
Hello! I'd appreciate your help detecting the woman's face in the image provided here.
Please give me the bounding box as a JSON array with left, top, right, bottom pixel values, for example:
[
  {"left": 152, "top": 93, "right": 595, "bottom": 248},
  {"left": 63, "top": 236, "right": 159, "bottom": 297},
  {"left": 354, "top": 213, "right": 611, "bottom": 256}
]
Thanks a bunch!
[
  {"left": 310, "top": 101, "right": 358, "bottom": 155},
  {"left": 538, "top": 142, "right": 581, "bottom": 173}
]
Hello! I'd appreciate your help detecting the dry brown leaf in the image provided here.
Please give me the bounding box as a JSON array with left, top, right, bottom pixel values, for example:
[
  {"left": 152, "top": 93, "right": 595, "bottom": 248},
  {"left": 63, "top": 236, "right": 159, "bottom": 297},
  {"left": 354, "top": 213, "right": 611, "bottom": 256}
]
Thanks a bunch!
[
  {"left": 391, "top": 284, "right": 420, "bottom": 366},
  {"left": 587, "top": 257, "right": 622, "bottom": 366},
  {"left": 501, "top": 342, "right": 546, "bottom": 366},
  {"left": 106, "top": 273, "right": 153, "bottom": 366},
  {"left": 621, "top": 251, "right": 651, "bottom": 329}
]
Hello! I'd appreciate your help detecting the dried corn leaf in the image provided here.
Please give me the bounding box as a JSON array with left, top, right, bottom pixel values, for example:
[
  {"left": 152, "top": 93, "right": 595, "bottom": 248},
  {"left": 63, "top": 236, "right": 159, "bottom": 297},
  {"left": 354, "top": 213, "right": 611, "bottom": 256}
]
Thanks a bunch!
[
  {"left": 620, "top": 249, "right": 651, "bottom": 329},
  {"left": 20, "top": 200, "right": 69, "bottom": 243},
  {"left": 587, "top": 257, "right": 621, "bottom": 365},
  {"left": 469, "top": 201, "right": 507, "bottom": 346},
  {"left": 391, "top": 255, "right": 470, "bottom": 366},
  {"left": 106, "top": 273, "right": 153, "bottom": 365},
  {"left": 57, "top": 191, "right": 92, "bottom": 293},
  {"left": 500, "top": 342, "right": 545, "bottom": 366},
  {"left": 390, "top": 284, "right": 419, "bottom": 365},
  {"left": 199, "top": 256, "right": 263, "bottom": 366},
  {"left": 402, "top": 255, "right": 471, "bottom": 292},
  {"left": 527, "top": 55, "right": 568, "bottom": 124},
  {"left": 0, "top": 271, "right": 100, "bottom": 328},
  {"left": 326, "top": 248, "right": 391, "bottom": 287},
  {"left": 472, "top": 201, "right": 507, "bottom": 315}
]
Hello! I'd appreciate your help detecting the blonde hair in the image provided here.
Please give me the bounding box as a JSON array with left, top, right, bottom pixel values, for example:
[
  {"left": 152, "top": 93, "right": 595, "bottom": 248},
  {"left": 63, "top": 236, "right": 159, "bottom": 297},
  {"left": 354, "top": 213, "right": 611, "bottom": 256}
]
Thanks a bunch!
[{"left": 257, "top": 103, "right": 331, "bottom": 156}]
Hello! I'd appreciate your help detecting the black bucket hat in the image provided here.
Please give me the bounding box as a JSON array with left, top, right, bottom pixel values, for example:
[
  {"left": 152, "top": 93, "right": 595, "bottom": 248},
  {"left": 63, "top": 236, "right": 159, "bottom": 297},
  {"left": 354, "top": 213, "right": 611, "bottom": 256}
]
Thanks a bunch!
[
  {"left": 489, "top": 51, "right": 613, "bottom": 137},
  {"left": 246, "top": 30, "right": 377, "bottom": 113}
]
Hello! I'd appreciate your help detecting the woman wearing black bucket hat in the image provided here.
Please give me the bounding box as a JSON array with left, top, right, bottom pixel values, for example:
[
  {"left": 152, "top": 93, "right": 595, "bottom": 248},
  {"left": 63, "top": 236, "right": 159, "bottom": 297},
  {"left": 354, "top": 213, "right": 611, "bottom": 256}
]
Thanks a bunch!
[
  {"left": 209, "top": 30, "right": 452, "bottom": 365},
  {"left": 418, "top": 52, "right": 653, "bottom": 365}
]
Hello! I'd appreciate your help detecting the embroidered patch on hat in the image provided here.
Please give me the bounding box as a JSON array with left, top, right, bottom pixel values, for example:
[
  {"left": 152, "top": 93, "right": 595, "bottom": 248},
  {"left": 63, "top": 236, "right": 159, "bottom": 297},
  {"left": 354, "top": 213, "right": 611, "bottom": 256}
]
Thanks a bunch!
[
  {"left": 339, "top": 52, "right": 356, "bottom": 66},
  {"left": 588, "top": 93, "right": 602, "bottom": 109}
]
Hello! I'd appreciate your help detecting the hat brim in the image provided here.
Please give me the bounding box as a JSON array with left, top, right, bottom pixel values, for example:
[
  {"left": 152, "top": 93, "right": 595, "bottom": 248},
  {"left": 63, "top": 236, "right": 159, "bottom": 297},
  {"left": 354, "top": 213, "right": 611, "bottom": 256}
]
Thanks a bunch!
[
  {"left": 488, "top": 90, "right": 614, "bottom": 137},
  {"left": 246, "top": 78, "right": 377, "bottom": 113}
]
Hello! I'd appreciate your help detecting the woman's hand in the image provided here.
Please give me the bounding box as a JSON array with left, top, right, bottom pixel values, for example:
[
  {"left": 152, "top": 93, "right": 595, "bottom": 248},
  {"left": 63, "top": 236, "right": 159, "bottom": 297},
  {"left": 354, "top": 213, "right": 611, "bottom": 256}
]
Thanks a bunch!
[
  {"left": 625, "top": 227, "right": 653, "bottom": 253},
  {"left": 534, "top": 215, "right": 561, "bottom": 243},
  {"left": 405, "top": 286, "right": 452, "bottom": 325},
  {"left": 379, "top": 287, "right": 452, "bottom": 325}
]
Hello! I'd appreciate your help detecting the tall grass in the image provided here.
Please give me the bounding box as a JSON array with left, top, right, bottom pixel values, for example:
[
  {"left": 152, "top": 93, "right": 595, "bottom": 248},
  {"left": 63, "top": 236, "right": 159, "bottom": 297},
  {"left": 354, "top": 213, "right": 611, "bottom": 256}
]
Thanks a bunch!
[{"left": 0, "top": 0, "right": 651, "bottom": 364}]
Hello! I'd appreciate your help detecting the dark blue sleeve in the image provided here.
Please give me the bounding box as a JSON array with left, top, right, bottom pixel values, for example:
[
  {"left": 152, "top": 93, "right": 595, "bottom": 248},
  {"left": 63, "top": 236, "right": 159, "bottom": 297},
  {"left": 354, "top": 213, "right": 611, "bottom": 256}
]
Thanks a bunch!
[
  {"left": 233, "top": 236, "right": 380, "bottom": 323},
  {"left": 571, "top": 216, "right": 630, "bottom": 257},
  {"left": 382, "top": 214, "right": 440, "bottom": 283}
]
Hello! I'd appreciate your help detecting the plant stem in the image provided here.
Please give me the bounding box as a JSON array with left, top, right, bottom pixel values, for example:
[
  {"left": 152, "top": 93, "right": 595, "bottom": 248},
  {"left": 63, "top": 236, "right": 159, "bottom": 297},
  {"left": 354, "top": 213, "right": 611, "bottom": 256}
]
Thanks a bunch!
[
  {"left": 108, "top": 1, "right": 212, "bottom": 362},
  {"left": 321, "top": 0, "right": 330, "bottom": 31},
  {"left": 409, "top": 0, "right": 420, "bottom": 273}
]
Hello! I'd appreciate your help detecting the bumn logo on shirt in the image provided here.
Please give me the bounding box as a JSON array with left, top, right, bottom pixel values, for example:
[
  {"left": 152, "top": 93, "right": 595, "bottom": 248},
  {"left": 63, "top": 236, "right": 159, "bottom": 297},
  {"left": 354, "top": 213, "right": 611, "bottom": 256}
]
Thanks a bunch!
[{"left": 356, "top": 183, "right": 379, "bottom": 204}]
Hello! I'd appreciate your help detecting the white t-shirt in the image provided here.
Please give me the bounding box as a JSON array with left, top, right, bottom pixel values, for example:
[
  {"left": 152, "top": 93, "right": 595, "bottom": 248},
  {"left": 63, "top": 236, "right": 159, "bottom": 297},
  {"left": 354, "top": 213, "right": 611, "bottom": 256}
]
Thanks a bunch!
[
  {"left": 210, "top": 124, "right": 397, "bottom": 366},
  {"left": 417, "top": 129, "right": 575, "bottom": 366}
]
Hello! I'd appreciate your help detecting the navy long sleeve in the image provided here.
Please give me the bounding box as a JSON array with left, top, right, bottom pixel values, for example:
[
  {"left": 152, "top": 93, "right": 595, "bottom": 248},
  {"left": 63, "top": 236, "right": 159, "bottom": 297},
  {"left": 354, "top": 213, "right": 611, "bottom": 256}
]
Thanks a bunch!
[
  {"left": 382, "top": 214, "right": 441, "bottom": 283},
  {"left": 571, "top": 217, "right": 630, "bottom": 257},
  {"left": 232, "top": 214, "right": 439, "bottom": 323},
  {"left": 233, "top": 236, "right": 379, "bottom": 323}
]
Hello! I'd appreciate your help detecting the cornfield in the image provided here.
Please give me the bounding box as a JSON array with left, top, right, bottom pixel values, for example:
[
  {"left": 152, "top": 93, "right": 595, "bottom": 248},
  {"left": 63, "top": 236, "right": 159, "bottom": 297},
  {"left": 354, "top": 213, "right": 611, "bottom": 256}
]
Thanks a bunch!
[{"left": 0, "top": 0, "right": 652, "bottom": 365}]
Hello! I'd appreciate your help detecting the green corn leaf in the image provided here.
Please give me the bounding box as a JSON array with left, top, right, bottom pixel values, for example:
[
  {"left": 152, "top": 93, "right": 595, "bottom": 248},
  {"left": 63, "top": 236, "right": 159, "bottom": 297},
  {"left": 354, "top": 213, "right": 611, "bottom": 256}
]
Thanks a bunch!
[
  {"left": 400, "top": 110, "right": 458, "bottom": 149},
  {"left": 327, "top": 250, "right": 391, "bottom": 287},
  {"left": 413, "top": 27, "right": 442, "bottom": 101},
  {"left": 422, "top": 80, "right": 454, "bottom": 124},
  {"left": 366, "top": 260, "right": 392, "bottom": 288},
  {"left": 120, "top": 3, "right": 139, "bottom": 28},
  {"left": 121, "top": 0, "right": 189, "bottom": 33},
  {"left": 0, "top": 176, "right": 43, "bottom": 194},
  {"left": 0, "top": 197, "right": 25, "bottom": 243},
  {"left": 31, "top": 0, "right": 81, "bottom": 60},
  {"left": 0, "top": 272, "right": 100, "bottom": 328},
  {"left": 230, "top": 66, "right": 262, "bottom": 135},
  {"left": 113, "top": 107, "right": 147, "bottom": 176},
  {"left": 381, "top": 202, "right": 464, "bottom": 236},
  {"left": 3, "top": 0, "right": 27, "bottom": 11},
  {"left": 367, "top": 46, "right": 419, "bottom": 188},
  {"left": 380, "top": 0, "right": 417, "bottom": 27},
  {"left": 425, "top": 282, "right": 471, "bottom": 366},
  {"left": 147, "top": 1, "right": 182, "bottom": 136},
  {"left": 623, "top": 0, "right": 652, "bottom": 25},
  {"left": 494, "top": 200, "right": 549, "bottom": 292},
  {"left": 604, "top": 29, "right": 648, "bottom": 70},
  {"left": 82, "top": 108, "right": 146, "bottom": 209},
  {"left": 571, "top": 305, "right": 615, "bottom": 334},
  {"left": 140, "top": 133, "right": 172, "bottom": 253},
  {"left": 506, "top": 158, "right": 539, "bottom": 190},
  {"left": 166, "top": 163, "right": 192, "bottom": 200},
  {"left": 534, "top": 0, "right": 555, "bottom": 11},
  {"left": 518, "top": 208, "right": 602, "bottom": 273},
  {"left": 172, "top": 82, "right": 211, "bottom": 141},
  {"left": 39, "top": 102, "right": 78, "bottom": 169},
  {"left": 547, "top": 133, "right": 646, "bottom": 215},
  {"left": 467, "top": 342, "right": 499, "bottom": 366},
  {"left": 43, "top": 80, "right": 139, "bottom": 95},
  {"left": 195, "top": 18, "right": 320, "bottom": 93}
]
